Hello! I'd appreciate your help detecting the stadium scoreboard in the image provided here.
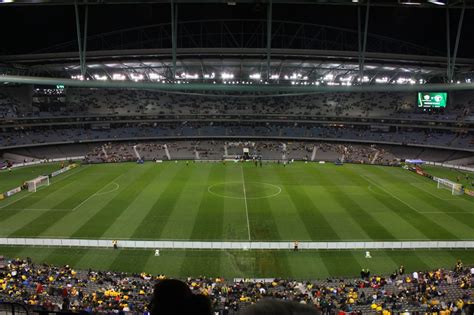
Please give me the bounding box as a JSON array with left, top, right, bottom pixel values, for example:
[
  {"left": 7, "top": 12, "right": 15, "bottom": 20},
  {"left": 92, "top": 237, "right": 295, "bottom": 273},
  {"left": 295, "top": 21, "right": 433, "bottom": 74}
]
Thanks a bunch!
[{"left": 417, "top": 92, "right": 447, "bottom": 108}]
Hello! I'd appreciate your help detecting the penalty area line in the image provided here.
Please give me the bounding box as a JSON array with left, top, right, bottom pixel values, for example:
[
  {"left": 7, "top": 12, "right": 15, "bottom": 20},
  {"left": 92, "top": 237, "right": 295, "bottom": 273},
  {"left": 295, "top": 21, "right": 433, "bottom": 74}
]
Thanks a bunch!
[
  {"left": 362, "top": 175, "right": 424, "bottom": 214},
  {"left": 72, "top": 171, "right": 127, "bottom": 211},
  {"left": 0, "top": 165, "right": 91, "bottom": 210}
]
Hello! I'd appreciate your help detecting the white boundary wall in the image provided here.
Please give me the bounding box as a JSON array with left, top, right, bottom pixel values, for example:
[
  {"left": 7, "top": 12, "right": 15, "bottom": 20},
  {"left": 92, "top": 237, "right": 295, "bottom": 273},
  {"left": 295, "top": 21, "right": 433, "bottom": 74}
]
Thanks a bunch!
[
  {"left": 0, "top": 238, "right": 473, "bottom": 250},
  {"left": 424, "top": 161, "right": 474, "bottom": 173},
  {"left": 10, "top": 157, "right": 85, "bottom": 169}
]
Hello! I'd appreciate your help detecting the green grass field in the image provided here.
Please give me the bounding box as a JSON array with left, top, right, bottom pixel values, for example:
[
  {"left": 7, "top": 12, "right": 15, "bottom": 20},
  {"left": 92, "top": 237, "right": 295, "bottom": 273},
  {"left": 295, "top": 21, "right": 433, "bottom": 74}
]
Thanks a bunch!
[
  {"left": 0, "top": 161, "right": 473, "bottom": 278},
  {"left": 0, "top": 163, "right": 61, "bottom": 193},
  {"left": 421, "top": 165, "right": 474, "bottom": 189}
]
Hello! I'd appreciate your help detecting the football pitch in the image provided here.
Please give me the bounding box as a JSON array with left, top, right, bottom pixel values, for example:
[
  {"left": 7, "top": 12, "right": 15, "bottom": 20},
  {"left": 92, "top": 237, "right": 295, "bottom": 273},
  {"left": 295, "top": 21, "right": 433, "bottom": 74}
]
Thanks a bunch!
[{"left": 0, "top": 161, "right": 473, "bottom": 278}]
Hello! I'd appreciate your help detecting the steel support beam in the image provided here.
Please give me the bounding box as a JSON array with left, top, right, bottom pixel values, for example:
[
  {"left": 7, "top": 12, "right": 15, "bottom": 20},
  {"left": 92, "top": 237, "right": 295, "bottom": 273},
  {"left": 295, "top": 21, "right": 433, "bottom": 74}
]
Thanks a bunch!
[
  {"left": 74, "top": 1, "right": 84, "bottom": 77},
  {"left": 74, "top": 1, "right": 89, "bottom": 77},
  {"left": 2, "top": 75, "right": 474, "bottom": 93},
  {"left": 450, "top": 1, "right": 465, "bottom": 81},
  {"left": 266, "top": 0, "right": 273, "bottom": 81},
  {"left": 359, "top": 1, "right": 370, "bottom": 82},
  {"left": 171, "top": 0, "right": 178, "bottom": 79},
  {"left": 82, "top": 5, "right": 89, "bottom": 76},
  {"left": 357, "top": 5, "right": 362, "bottom": 80},
  {"left": 446, "top": 7, "right": 451, "bottom": 82}
]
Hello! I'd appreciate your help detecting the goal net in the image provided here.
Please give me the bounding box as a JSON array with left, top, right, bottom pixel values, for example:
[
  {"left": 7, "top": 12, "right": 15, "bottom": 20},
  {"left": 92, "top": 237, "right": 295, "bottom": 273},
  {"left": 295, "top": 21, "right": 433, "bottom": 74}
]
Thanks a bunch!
[
  {"left": 436, "top": 178, "right": 464, "bottom": 195},
  {"left": 27, "top": 175, "right": 50, "bottom": 192}
]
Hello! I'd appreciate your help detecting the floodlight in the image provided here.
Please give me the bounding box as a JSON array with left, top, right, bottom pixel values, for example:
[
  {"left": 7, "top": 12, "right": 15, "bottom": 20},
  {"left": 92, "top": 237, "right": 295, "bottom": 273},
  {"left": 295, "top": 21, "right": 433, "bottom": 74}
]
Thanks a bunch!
[
  {"left": 323, "top": 74, "right": 334, "bottom": 81},
  {"left": 149, "top": 73, "right": 164, "bottom": 80},
  {"left": 428, "top": 0, "right": 446, "bottom": 5},
  {"left": 249, "top": 73, "right": 261, "bottom": 80},
  {"left": 375, "top": 77, "right": 389, "bottom": 83},
  {"left": 112, "top": 73, "right": 126, "bottom": 81},
  {"left": 399, "top": 1, "right": 421, "bottom": 5},
  {"left": 131, "top": 74, "right": 144, "bottom": 81},
  {"left": 71, "top": 75, "right": 84, "bottom": 81},
  {"left": 94, "top": 74, "right": 108, "bottom": 81},
  {"left": 221, "top": 72, "right": 234, "bottom": 80}
]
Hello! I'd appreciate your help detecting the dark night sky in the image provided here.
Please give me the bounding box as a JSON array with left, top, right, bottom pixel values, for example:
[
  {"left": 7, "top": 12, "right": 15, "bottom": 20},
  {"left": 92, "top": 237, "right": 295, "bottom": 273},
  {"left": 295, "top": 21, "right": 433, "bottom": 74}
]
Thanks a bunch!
[{"left": 0, "top": 3, "right": 472, "bottom": 57}]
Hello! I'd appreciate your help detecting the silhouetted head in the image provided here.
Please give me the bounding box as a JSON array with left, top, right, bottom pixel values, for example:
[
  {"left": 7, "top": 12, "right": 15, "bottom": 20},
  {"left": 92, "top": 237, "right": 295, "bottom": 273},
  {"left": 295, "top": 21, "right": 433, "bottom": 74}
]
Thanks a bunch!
[{"left": 150, "top": 279, "right": 211, "bottom": 315}]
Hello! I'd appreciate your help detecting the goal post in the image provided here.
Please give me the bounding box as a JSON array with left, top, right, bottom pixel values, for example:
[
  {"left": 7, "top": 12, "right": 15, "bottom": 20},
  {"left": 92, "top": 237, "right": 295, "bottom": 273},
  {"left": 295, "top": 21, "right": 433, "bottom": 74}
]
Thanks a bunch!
[
  {"left": 436, "top": 178, "right": 464, "bottom": 195},
  {"left": 27, "top": 175, "right": 50, "bottom": 192}
]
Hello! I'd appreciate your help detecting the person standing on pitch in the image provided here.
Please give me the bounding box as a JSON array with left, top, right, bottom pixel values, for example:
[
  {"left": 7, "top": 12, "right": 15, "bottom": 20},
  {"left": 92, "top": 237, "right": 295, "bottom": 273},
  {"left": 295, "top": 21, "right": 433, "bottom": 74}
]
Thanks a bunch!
[{"left": 293, "top": 240, "right": 299, "bottom": 251}]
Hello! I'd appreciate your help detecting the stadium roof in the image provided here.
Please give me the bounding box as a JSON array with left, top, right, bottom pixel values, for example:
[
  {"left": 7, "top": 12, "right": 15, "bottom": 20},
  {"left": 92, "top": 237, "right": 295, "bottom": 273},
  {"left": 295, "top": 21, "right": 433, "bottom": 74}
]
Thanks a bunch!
[{"left": 0, "top": 0, "right": 473, "bottom": 90}]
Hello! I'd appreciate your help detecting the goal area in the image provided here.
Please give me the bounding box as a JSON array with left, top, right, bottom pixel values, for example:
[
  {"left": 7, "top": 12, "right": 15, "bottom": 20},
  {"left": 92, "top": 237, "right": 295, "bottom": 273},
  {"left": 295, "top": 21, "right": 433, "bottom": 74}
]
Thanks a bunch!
[
  {"left": 436, "top": 178, "right": 464, "bottom": 195},
  {"left": 27, "top": 175, "right": 50, "bottom": 192}
]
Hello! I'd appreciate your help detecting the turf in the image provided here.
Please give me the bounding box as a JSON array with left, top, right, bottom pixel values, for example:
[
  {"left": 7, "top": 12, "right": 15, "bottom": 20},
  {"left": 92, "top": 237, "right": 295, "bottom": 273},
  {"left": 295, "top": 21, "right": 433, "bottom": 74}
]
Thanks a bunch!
[
  {"left": 0, "top": 163, "right": 61, "bottom": 193},
  {"left": 0, "top": 161, "right": 473, "bottom": 241},
  {"left": 0, "top": 246, "right": 472, "bottom": 279},
  {"left": 0, "top": 161, "right": 473, "bottom": 278},
  {"left": 421, "top": 165, "right": 474, "bottom": 189}
]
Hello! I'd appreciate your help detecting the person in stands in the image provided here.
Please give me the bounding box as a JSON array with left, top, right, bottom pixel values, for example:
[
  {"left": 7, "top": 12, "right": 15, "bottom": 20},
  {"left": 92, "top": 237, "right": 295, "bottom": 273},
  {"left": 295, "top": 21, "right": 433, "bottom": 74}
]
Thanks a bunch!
[{"left": 240, "top": 299, "right": 321, "bottom": 315}]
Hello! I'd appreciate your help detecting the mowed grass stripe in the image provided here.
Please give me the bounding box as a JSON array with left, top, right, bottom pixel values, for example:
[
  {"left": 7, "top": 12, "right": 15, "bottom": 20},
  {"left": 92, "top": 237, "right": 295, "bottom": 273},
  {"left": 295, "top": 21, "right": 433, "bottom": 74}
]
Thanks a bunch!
[
  {"left": 0, "top": 165, "right": 94, "bottom": 212},
  {"left": 337, "top": 166, "right": 423, "bottom": 239},
  {"left": 359, "top": 166, "right": 458, "bottom": 240},
  {"left": 243, "top": 164, "right": 281, "bottom": 240},
  {"left": 312, "top": 167, "right": 395, "bottom": 240},
  {"left": 100, "top": 165, "right": 175, "bottom": 239},
  {"left": 71, "top": 163, "right": 158, "bottom": 238},
  {"left": 380, "top": 167, "right": 474, "bottom": 215},
  {"left": 318, "top": 251, "right": 362, "bottom": 278},
  {"left": 221, "top": 164, "right": 252, "bottom": 240},
  {"left": 373, "top": 168, "right": 473, "bottom": 239},
  {"left": 158, "top": 164, "right": 217, "bottom": 240},
  {"left": 8, "top": 166, "right": 128, "bottom": 237},
  {"left": 130, "top": 164, "right": 192, "bottom": 239},
  {"left": 336, "top": 166, "right": 427, "bottom": 240},
  {"left": 110, "top": 249, "right": 154, "bottom": 274},
  {"left": 22, "top": 167, "right": 98, "bottom": 211},
  {"left": 0, "top": 166, "right": 96, "bottom": 236},
  {"left": 1, "top": 246, "right": 473, "bottom": 279},
  {"left": 187, "top": 164, "right": 226, "bottom": 240},
  {"left": 0, "top": 163, "right": 61, "bottom": 193},
  {"left": 276, "top": 167, "right": 340, "bottom": 240}
]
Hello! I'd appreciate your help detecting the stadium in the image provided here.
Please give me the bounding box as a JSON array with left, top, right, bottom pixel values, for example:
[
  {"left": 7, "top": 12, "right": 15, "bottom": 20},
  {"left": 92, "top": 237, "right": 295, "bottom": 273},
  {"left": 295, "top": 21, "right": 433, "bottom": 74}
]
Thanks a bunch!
[{"left": 0, "top": 0, "right": 473, "bottom": 314}]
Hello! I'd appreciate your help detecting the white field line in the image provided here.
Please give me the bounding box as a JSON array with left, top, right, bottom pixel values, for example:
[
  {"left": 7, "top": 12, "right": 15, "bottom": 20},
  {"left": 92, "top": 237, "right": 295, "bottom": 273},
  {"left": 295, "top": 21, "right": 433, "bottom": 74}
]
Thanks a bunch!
[
  {"left": 0, "top": 165, "right": 91, "bottom": 210},
  {"left": 365, "top": 175, "right": 473, "bottom": 214},
  {"left": 241, "top": 165, "right": 251, "bottom": 241},
  {"left": 95, "top": 182, "right": 120, "bottom": 196},
  {"left": 72, "top": 170, "right": 128, "bottom": 211},
  {"left": 410, "top": 183, "right": 461, "bottom": 201},
  {"left": 4, "top": 208, "right": 72, "bottom": 212},
  {"left": 361, "top": 175, "right": 424, "bottom": 214},
  {"left": 417, "top": 211, "right": 474, "bottom": 214},
  {"left": 408, "top": 176, "right": 474, "bottom": 205}
]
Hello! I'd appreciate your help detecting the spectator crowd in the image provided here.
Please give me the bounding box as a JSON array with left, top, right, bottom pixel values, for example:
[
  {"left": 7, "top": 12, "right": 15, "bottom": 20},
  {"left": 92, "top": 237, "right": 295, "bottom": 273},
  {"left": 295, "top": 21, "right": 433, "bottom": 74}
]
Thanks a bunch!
[{"left": 0, "top": 256, "right": 472, "bottom": 314}]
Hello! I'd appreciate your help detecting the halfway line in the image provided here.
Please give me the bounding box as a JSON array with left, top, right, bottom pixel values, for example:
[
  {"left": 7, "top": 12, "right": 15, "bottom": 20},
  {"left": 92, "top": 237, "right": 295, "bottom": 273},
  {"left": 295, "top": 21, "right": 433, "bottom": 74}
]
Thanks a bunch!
[{"left": 241, "top": 165, "right": 251, "bottom": 241}]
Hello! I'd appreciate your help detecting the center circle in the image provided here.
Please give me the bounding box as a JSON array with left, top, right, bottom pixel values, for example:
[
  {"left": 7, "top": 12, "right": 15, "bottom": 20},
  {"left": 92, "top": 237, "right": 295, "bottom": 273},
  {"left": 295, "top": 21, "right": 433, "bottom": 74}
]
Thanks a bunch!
[{"left": 208, "top": 182, "right": 282, "bottom": 200}]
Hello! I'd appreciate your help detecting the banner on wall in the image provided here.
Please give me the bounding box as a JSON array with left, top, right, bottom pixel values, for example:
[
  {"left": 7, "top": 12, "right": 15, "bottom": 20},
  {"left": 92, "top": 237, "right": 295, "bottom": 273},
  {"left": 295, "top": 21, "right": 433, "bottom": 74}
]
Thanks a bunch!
[
  {"left": 464, "top": 189, "right": 474, "bottom": 197},
  {"left": 5, "top": 187, "right": 22, "bottom": 197},
  {"left": 50, "top": 163, "right": 78, "bottom": 177}
]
